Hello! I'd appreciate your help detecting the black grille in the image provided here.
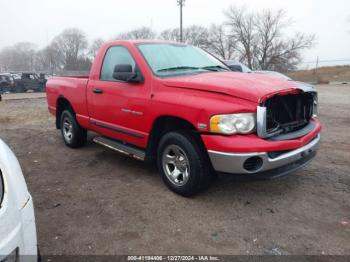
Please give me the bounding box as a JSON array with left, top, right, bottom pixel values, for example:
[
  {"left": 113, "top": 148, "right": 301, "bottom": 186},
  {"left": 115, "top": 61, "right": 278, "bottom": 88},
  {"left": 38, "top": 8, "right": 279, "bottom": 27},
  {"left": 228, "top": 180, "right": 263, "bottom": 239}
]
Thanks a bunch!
[{"left": 265, "top": 92, "right": 314, "bottom": 135}]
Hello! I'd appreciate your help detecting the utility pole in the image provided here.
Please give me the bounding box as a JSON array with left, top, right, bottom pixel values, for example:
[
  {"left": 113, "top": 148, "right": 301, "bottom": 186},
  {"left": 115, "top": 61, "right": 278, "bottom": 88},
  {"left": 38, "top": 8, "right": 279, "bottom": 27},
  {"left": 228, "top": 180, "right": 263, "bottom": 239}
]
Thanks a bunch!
[{"left": 177, "top": 0, "right": 186, "bottom": 42}]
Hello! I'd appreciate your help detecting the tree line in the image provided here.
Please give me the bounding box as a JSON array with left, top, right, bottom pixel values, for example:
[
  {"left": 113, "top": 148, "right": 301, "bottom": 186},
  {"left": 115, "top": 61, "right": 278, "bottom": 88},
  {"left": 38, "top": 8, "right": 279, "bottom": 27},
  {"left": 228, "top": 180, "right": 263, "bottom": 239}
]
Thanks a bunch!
[{"left": 0, "top": 6, "right": 315, "bottom": 74}]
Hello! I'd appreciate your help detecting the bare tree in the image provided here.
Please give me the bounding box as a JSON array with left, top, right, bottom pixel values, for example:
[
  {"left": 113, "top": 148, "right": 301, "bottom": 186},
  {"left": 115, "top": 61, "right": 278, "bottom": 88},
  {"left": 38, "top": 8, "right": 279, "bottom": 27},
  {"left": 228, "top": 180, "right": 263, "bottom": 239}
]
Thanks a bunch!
[
  {"left": 116, "top": 27, "right": 157, "bottom": 40},
  {"left": 89, "top": 38, "right": 104, "bottom": 59},
  {"left": 0, "top": 42, "right": 37, "bottom": 71},
  {"left": 206, "top": 24, "right": 236, "bottom": 60},
  {"left": 253, "top": 9, "right": 287, "bottom": 70},
  {"left": 35, "top": 45, "right": 63, "bottom": 74},
  {"left": 51, "top": 28, "right": 88, "bottom": 70},
  {"left": 225, "top": 6, "right": 316, "bottom": 71},
  {"left": 160, "top": 24, "right": 236, "bottom": 60},
  {"left": 224, "top": 6, "right": 257, "bottom": 69},
  {"left": 254, "top": 9, "right": 315, "bottom": 71},
  {"left": 160, "top": 28, "right": 180, "bottom": 41},
  {"left": 265, "top": 33, "right": 315, "bottom": 71},
  {"left": 160, "top": 25, "right": 210, "bottom": 49},
  {"left": 183, "top": 25, "right": 210, "bottom": 49}
]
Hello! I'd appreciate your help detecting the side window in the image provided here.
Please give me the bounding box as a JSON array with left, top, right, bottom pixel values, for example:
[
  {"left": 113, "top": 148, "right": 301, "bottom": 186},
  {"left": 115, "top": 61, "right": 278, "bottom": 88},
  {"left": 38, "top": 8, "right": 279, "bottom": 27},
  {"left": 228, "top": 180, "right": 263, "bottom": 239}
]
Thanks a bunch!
[{"left": 100, "top": 46, "right": 136, "bottom": 81}]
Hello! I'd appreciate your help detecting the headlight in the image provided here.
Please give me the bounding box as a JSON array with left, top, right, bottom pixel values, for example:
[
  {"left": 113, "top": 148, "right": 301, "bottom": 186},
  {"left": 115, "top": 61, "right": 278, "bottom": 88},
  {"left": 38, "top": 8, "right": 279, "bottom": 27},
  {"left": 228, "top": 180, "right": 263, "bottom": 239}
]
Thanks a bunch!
[{"left": 210, "top": 113, "right": 256, "bottom": 135}]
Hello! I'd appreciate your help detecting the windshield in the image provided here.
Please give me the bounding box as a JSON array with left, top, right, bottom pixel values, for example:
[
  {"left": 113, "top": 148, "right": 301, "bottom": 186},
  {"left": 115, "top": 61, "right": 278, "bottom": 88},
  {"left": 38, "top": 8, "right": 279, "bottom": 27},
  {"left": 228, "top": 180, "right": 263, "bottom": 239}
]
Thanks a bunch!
[{"left": 137, "top": 43, "right": 230, "bottom": 77}]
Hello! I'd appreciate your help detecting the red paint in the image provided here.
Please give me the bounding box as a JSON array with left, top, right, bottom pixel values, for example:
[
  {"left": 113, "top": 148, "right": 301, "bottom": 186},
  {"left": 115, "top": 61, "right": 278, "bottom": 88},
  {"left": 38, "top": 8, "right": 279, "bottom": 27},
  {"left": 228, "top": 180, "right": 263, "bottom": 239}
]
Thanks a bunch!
[{"left": 46, "top": 40, "right": 321, "bottom": 152}]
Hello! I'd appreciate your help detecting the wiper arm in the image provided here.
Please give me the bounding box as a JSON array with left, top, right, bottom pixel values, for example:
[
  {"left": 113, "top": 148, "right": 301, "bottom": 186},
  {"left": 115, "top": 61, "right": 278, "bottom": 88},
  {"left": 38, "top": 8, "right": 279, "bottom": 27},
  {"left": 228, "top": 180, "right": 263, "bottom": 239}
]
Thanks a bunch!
[
  {"left": 201, "top": 65, "right": 230, "bottom": 72},
  {"left": 157, "top": 66, "right": 223, "bottom": 73},
  {"left": 157, "top": 66, "right": 201, "bottom": 72}
]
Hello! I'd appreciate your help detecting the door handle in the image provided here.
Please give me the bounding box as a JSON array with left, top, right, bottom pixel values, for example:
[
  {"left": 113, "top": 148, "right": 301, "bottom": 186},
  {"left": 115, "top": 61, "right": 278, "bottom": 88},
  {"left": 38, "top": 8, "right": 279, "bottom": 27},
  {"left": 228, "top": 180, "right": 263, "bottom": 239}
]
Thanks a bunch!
[{"left": 93, "top": 88, "right": 103, "bottom": 94}]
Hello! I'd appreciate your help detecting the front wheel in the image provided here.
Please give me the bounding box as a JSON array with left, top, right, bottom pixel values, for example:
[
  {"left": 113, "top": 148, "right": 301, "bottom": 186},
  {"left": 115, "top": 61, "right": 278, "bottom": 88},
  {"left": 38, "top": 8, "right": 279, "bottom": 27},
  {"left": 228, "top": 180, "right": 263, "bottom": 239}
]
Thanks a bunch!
[
  {"left": 60, "top": 110, "right": 87, "bottom": 148},
  {"left": 157, "top": 131, "right": 213, "bottom": 197}
]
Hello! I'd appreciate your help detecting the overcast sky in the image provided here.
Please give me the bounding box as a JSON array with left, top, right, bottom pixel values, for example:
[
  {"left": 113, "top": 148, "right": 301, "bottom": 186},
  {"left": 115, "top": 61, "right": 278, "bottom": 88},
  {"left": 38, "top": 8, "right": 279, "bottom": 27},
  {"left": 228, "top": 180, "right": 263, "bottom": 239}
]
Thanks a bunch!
[{"left": 1, "top": 0, "right": 349, "bottom": 67}]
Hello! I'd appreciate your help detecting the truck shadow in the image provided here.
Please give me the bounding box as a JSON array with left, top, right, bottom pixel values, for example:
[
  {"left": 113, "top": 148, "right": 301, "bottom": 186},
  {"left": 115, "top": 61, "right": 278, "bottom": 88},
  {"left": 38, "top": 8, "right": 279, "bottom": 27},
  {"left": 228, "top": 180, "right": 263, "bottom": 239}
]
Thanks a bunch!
[
  {"left": 84, "top": 136, "right": 321, "bottom": 201},
  {"left": 85, "top": 135, "right": 305, "bottom": 201}
]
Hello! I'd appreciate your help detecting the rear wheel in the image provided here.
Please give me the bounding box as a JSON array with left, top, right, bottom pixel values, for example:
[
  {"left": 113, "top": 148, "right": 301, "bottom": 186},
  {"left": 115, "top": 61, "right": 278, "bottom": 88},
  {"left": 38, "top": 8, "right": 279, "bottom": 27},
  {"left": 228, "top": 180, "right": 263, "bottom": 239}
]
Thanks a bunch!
[
  {"left": 157, "top": 131, "right": 213, "bottom": 197},
  {"left": 60, "top": 110, "right": 87, "bottom": 148}
]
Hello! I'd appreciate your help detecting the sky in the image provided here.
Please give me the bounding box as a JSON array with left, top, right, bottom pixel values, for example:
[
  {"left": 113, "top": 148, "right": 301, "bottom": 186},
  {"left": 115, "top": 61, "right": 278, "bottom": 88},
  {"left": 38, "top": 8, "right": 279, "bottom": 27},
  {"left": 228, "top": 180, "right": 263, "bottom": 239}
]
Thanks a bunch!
[{"left": 1, "top": 0, "right": 350, "bottom": 68}]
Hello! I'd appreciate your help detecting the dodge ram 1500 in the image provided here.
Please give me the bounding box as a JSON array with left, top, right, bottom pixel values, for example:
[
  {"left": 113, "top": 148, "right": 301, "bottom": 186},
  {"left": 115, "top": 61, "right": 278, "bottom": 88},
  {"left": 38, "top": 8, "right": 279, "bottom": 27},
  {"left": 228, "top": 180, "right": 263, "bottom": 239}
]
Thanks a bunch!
[{"left": 46, "top": 40, "right": 321, "bottom": 196}]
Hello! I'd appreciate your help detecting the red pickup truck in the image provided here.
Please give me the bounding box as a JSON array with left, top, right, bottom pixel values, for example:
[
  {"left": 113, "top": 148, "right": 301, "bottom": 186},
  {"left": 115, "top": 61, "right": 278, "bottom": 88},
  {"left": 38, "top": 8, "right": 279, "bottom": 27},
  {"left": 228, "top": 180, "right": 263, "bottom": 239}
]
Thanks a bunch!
[{"left": 46, "top": 40, "right": 321, "bottom": 196}]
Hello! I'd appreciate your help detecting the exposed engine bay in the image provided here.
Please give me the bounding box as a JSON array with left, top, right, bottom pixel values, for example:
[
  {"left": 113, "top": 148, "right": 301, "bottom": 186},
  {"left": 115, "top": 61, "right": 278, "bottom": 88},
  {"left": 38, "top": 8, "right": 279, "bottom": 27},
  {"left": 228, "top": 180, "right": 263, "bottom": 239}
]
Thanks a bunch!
[{"left": 265, "top": 92, "right": 315, "bottom": 134}]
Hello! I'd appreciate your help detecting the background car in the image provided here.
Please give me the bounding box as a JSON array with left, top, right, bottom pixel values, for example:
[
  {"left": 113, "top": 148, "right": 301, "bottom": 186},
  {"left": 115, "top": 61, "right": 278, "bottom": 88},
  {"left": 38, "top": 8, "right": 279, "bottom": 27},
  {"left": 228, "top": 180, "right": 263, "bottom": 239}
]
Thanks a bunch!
[
  {"left": 0, "top": 139, "right": 37, "bottom": 262},
  {"left": 0, "top": 74, "right": 15, "bottom": 94},
  {"left": 254, "top": 70, "right": 292, "bottom": 81},
  {"left": 10, "top": 73, "right": 22, "bottom": 80},
  {"left": 224, "top": 60, "right": 252, "bottom": 73},
  {"left": 14, "top": 72, "right": 47, "bottom": 93}
]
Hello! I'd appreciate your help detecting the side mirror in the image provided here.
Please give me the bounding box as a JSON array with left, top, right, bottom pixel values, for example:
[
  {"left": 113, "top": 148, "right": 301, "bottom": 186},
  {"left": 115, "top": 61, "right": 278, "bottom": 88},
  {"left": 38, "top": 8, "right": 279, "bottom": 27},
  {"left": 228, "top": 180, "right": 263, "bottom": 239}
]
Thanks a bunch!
[
  {"left": 229, "top": 65, "right": 243, "bottom": 72},
  {"left": 113, "top": 64, "right": 143, "bottom": 83}
]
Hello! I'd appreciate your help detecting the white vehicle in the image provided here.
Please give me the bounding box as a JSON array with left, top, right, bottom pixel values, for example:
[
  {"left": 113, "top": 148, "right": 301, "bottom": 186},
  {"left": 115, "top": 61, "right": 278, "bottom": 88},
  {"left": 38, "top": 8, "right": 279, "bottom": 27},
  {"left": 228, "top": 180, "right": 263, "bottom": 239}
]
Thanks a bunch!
[
  {"left": 254, "top": 70, "right": 292, "bottom": 81},
  {"left": 0, "top": 139, "right": 37, "bottom": 261}
]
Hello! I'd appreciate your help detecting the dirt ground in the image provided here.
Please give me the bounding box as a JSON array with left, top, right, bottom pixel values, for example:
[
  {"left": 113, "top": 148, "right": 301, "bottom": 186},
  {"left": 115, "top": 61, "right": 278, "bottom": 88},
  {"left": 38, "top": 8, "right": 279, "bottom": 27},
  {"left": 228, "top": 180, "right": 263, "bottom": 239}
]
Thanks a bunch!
[{"left": 0, "top": 84, "right": 349, "bottom": 255}]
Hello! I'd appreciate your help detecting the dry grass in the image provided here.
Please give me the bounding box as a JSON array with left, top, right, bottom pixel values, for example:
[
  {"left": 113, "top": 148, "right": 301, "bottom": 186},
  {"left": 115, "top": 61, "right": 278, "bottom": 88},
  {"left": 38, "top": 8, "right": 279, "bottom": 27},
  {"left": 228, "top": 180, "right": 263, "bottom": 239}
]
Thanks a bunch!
[
  {"left": 0, "top": 98, "right": 53, "bottom": 129},
  {"left": 287, "top": 65, "right": 350, "bottom": 84}
]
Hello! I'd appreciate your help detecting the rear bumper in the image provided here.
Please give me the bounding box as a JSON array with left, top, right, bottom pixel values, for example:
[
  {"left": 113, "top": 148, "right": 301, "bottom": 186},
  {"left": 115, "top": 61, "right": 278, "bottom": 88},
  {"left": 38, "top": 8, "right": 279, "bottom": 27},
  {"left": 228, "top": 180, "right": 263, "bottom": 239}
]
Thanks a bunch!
[{"left": 208, "top": 134, "right": 320, "bottom": 175}]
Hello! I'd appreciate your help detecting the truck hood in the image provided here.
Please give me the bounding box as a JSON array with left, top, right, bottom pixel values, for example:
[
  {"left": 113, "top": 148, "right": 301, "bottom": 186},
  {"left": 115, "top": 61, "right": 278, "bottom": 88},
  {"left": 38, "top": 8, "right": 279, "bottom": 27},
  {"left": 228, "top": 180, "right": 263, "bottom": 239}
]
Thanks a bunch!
[{"left": 162, "top": 72, "right": 311, "bottom": 103}]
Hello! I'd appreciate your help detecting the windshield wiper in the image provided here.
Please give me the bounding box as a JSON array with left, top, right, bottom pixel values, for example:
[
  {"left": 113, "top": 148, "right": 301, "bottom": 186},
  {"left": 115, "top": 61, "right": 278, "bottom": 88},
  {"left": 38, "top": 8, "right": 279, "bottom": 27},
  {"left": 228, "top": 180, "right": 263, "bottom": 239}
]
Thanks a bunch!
[
  {"left": 157, "top": 66, "right": 201, "bottom": 72},
  {"left": 157, "top": 66, "right": 228, "bottom": 73},
  {"left": 201, "top": 65, "right": 230, "bottom": 71}
]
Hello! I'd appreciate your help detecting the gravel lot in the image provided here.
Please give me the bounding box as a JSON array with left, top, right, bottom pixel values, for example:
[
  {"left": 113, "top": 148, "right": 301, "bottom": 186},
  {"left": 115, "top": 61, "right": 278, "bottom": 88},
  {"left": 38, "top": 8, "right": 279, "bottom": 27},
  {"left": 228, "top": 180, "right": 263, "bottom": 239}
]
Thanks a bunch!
[{"left": 0, "top": 84, "right": 349, "bottom": 255}]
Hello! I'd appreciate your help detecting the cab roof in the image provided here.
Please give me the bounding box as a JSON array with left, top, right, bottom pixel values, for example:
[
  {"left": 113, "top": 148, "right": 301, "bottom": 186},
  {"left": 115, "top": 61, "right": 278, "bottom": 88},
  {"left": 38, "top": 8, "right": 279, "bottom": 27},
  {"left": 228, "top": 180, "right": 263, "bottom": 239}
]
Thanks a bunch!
[{"left": 103, "top": 39, "right": 185, "bottom": 46}]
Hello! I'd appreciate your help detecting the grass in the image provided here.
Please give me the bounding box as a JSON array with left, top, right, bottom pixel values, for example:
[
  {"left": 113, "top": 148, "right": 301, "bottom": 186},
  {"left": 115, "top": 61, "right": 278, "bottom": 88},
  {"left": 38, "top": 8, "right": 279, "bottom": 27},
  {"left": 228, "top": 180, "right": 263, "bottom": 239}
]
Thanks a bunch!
[{"left": 287, "top": 65, "right": 350, "bottom": 84}]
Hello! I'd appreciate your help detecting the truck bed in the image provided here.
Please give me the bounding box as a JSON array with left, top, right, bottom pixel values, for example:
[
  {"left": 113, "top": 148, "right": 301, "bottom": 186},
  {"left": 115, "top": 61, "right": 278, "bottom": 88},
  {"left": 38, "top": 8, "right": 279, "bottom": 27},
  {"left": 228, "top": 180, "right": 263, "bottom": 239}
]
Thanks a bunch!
[{"left": 46, "top": 76, "right": 90, "bottom": 123}]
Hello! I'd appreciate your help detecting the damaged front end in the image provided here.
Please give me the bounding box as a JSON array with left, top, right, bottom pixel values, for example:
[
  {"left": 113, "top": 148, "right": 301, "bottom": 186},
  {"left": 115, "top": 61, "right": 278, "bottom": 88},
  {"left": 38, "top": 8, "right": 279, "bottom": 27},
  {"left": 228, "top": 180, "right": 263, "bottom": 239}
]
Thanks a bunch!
[
  {"left": 207, "top": 85, "right": 321, "bottom": 176},
  {"left": 257, "top": 86, "right": 318, "bottom": 140}
]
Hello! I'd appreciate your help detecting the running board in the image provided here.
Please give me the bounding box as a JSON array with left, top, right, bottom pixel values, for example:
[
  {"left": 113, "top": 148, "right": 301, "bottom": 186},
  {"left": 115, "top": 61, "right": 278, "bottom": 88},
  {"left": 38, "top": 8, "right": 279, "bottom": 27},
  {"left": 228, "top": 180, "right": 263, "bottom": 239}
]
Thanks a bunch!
[{"left": 93, "top": 136, "right": 145, "bottom": 161}]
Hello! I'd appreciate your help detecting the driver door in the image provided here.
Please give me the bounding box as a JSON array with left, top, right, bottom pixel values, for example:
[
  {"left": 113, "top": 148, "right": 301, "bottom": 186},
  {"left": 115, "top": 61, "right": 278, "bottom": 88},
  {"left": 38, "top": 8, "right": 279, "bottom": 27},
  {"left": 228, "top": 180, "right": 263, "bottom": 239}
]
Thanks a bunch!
[{"left": 87, "top": 46, "right": 147, "bottom": 145}]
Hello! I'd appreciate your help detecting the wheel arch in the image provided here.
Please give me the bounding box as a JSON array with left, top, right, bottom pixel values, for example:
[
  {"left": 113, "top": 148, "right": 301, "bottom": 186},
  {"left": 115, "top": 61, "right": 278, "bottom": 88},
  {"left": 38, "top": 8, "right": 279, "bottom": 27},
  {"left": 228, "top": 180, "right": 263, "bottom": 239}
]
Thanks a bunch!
[
  {"left": 145, "top": 115, "right": 205, "bottom": 162},
  {"left": 56, "top": 96, "right": 75, "bottom": 129}
]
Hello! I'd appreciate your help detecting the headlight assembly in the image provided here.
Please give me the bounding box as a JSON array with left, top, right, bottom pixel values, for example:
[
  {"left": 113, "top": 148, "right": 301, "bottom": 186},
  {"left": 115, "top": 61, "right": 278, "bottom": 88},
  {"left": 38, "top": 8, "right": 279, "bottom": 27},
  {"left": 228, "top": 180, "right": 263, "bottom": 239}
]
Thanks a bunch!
[{"left": 210, "top": 113, "right": 256, "bottom": 135}]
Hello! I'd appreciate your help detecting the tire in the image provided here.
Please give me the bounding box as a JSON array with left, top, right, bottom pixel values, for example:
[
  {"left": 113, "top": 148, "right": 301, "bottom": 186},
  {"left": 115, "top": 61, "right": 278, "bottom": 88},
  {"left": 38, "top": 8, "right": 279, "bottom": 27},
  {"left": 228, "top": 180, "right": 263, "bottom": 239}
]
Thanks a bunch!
[
  {"left": 157, "top": 131, "right": 213, "bottom": 197},
  {"left": 60, "top": 110, "right": 87, "bottom": 148}
]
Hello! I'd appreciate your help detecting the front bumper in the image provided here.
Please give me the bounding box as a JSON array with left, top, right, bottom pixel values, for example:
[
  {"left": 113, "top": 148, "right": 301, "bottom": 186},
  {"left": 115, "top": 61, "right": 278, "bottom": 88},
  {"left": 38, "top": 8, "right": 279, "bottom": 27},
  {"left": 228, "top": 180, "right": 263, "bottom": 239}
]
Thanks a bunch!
[{"left": 208, "top": 134, "right": 320, "bottom": 175}]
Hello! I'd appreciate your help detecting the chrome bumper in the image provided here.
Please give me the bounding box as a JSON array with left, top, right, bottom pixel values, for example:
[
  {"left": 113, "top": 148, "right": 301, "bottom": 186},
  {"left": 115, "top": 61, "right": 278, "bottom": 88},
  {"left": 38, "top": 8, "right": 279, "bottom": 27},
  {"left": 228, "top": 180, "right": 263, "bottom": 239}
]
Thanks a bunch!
[{"left": 208, "top": 135, "right": 320, "bottom": 175}]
